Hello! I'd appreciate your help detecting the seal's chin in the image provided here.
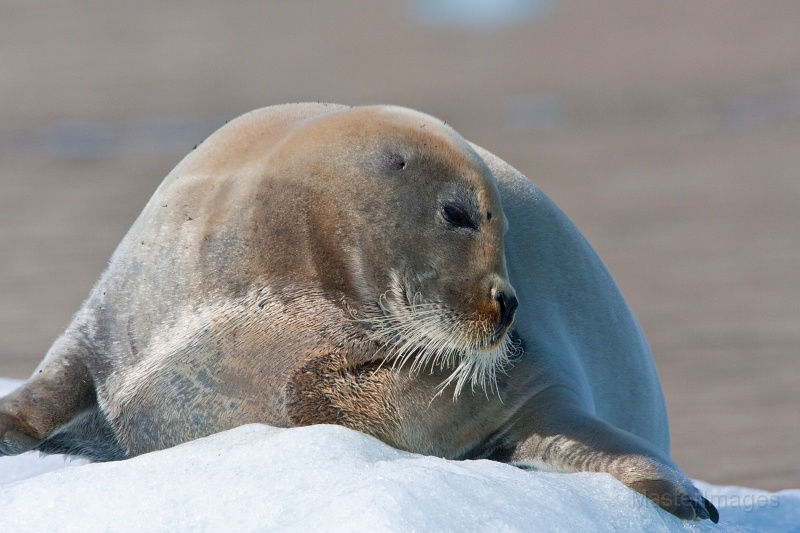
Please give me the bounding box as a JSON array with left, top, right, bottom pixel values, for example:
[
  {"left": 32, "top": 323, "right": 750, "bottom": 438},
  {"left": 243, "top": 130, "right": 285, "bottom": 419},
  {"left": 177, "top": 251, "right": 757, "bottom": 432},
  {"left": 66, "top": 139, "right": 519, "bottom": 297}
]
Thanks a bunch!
[
  {"left": 480, "top": 328, "right": 511, "bottom": 352},
  {"left": 435, "top": 327, "right": 517, "bottom": 398}
]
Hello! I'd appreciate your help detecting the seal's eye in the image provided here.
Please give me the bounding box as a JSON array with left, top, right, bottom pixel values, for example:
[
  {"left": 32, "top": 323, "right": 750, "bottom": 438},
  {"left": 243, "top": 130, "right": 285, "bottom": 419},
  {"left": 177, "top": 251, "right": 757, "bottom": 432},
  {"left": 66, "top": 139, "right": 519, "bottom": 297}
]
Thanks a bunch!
[{"left": 441, "top": 203, "right": 477, "bottom": 230}]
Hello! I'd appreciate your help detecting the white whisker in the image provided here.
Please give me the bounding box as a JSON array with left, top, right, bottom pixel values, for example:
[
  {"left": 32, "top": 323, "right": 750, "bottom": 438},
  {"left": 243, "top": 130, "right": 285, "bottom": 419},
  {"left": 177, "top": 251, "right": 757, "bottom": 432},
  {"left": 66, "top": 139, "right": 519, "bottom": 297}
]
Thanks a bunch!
[{"left": 355, "top": 271, "right": 514, "bottom": 400}]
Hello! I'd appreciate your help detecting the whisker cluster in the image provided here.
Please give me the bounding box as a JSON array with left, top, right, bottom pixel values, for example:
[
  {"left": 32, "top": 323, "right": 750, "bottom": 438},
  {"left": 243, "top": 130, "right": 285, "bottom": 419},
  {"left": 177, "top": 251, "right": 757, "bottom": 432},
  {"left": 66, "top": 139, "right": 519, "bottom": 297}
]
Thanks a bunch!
[{"left": 355, "top": 272, "right": 518, "bottom": 399}]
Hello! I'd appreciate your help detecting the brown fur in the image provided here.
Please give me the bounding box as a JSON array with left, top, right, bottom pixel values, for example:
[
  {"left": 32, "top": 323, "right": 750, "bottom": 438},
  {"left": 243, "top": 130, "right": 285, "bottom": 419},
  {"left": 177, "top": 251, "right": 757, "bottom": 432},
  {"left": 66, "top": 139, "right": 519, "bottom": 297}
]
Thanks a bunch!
[{"left": 285, "top": 350, "right": 399, "bottom": 442}]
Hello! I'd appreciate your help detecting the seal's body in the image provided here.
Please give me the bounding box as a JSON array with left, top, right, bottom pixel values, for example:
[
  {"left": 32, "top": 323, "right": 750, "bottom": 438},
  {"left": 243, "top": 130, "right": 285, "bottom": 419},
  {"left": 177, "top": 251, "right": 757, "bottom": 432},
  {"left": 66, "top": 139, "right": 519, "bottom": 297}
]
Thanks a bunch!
[{"left": 0, "top": 104, "right": 716, "bottom": 522}]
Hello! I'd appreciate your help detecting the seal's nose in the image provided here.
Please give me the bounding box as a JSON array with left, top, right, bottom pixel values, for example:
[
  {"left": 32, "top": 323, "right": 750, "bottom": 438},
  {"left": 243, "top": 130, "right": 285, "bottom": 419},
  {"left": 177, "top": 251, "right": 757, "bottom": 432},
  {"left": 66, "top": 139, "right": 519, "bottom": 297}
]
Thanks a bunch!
[{"left": 494, "top": 290, "right": 518, "bottom": 330}]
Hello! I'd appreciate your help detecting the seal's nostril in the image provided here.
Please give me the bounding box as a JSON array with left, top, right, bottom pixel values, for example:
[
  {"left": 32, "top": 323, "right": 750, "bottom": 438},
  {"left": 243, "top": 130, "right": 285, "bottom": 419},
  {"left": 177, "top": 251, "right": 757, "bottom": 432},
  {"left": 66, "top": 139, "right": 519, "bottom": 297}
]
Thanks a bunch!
[
  {"left": 506, "top": 294, "right": 518, "bottom": 320},
  {"left": 496, "top": 291, "right": 518, "bottom": 327}
]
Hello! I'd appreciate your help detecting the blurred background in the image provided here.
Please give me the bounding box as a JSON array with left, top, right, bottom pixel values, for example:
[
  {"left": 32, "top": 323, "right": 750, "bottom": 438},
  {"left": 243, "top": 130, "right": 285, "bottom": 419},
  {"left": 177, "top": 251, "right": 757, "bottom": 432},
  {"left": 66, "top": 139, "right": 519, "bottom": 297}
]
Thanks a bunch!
[{"left": 1, "top": 1, "right": 798, "bottom": 490}]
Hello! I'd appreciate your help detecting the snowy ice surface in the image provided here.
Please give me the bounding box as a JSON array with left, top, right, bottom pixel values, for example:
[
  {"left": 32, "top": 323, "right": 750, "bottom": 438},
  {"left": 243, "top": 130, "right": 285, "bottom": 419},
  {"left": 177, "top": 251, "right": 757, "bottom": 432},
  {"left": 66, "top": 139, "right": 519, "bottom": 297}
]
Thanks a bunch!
[{"left": 1, "top": 378, "right": 797, "bottom": 532}]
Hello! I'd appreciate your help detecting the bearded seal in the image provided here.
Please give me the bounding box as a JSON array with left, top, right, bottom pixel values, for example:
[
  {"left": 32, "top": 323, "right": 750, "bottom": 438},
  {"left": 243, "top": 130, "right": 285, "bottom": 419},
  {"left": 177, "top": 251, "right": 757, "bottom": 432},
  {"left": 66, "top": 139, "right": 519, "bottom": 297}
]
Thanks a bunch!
[{"left": 0, "top": 103, "right": 717, "bottom": 522}]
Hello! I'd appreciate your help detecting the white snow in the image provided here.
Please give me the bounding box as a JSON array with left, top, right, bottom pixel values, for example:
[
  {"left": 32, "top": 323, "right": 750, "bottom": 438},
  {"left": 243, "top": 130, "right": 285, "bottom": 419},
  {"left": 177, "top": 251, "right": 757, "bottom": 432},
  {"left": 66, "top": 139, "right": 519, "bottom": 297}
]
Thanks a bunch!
[{"left": 0, "top": 378, "right": 797, "bottom": 532}]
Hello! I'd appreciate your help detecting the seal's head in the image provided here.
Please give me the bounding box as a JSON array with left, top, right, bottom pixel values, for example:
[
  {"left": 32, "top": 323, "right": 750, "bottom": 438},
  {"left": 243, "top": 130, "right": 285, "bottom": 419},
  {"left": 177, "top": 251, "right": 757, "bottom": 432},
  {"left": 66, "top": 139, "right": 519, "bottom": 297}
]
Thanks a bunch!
[{"left": 265, "top": 106, "right": 517, "bottom": 395}]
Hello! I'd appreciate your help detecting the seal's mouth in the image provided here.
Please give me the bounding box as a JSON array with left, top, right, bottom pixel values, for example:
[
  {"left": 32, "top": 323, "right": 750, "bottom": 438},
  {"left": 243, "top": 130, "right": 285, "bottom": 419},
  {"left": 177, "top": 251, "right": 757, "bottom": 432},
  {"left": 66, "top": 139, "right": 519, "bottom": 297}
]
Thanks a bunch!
[
  {"left": 484, "top": 325, "right": 513, "bottom": 351},
  {"left": 360, "top": 272, "right": 519, "bottom": 398}
]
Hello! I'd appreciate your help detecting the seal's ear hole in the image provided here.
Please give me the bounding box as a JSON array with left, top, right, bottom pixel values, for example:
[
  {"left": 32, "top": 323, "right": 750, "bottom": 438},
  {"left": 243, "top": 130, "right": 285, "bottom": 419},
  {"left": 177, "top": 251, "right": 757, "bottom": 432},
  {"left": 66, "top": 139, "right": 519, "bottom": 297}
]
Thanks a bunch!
[
  {"left": 441, "top": 203, "right": 478, "bottom": 231},
  {"left": 487, "top": 211, "right": 492, "bottom": 220},
  {"left": 384, "top": 153, "right": 407, "bottom": 172}
]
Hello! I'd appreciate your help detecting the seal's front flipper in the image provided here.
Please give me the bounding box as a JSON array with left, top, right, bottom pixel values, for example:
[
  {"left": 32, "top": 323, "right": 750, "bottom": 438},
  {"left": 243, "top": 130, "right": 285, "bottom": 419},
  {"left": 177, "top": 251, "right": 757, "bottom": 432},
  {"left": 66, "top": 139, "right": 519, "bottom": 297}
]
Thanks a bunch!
[
  {"left": 509, "top": 395, "right": 719, "bottom": 523},
  {"left": 0, "top": 412, "right": 43, "bottom": 455},
  {"left": 0, "top": 335, "right": 96, "bottom": 456}
]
